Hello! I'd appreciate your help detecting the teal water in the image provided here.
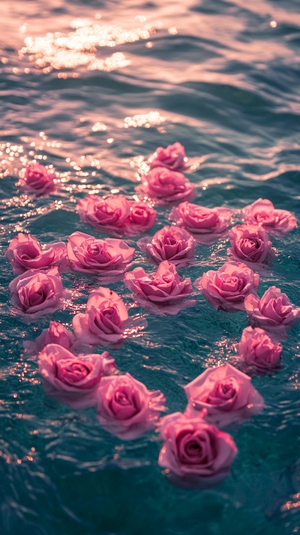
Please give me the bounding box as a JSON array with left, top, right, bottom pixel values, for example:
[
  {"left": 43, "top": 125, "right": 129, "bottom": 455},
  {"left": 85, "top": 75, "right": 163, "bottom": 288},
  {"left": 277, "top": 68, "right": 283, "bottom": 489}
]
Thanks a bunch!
[{"left": 0, "top": 0, "right": 300, "bottom": 534}]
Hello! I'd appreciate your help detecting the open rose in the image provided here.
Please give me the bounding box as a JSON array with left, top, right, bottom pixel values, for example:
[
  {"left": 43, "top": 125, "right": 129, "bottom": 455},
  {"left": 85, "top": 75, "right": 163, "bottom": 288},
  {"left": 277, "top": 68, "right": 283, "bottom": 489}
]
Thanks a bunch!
[
  {"left": 38, "top": 344, "right": 116, "bottom": 409},
  {"left": 244, "top": 286, "right": 300, "bottom": 339},
  {"left": 24, "top": 321, "right": 75, "bottom": 356},
  {"left": 19, "top": 162, "right": 56, "bottom": 195},
  {"left": 242, "top": 198, "right": 297, "bottom": 234},
  {"left": 125, "top": 201, "right": 157, "bottom": 236},
  {"left": 9, "top": 268, "right": 66, "bottom": 319},
  {"left": 67, "top": 231, "right": 135, "bottom": 281},
  {"left": 96, "top": 372, "right": 166, "bottom": 440},
  {"left": 158, "top": 412, "right": 237, "bottom": 489},
  {"left": 124, "top": 260, "right": 196, "bottom": 315},
  {"left": 195, "top": 261, "right": 260, "bottom": 312},
  {"left": 136, "top": 167, "right": 195, "bottom": 205},
  {"left": 169, "top": 202, "right": 233, "bottom": 244},
  {"left": 149, "top": 142, "right": 186, "bottom": 171},
  {"left": 237, "top": 327, "right": 282, "bottom": 371},
  {"left": 77, "top": 194, "right": 130, "bottom": 235},
  {"left": 6, "top": 233, "right": 67, "bottom": 275},
  {"left": 228, "top": 224, "right": 274, "bottom": 267},
  {"left": 184, "top": 363, "right": 265, "bottom": 427},
  {"left": 138, "top": 226, "right": 196, "bottom": 266}
]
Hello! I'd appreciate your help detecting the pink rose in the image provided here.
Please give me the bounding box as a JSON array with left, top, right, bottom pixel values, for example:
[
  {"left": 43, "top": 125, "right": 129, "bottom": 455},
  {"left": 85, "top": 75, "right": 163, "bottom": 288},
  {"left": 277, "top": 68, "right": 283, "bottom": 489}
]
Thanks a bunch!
[
  {"left": 237, "top": 327, "right": 282, "bottom": 371},
  {"left": 125, "top": 201, "right": 157, "bottom": 236},
  {"left": 242, "top": 198, "right": 297, "bottom": 234},
  {"left": 149, "top": 142, "right": 186, "bottom": 171},
  {"left": 124, "top": 260, "right": 196, "bottom": 315},
  {"left": 184, "top": 363, "right": 265, "bottom": 427},
  {"left": 158, "top": 412, "right": 237, "bottom": 489},
  {"left": 136, "top": 167, "right": 195, "bottom": 205},
  {"left": 67, "top": 231, "right": 135, "bottom": 281},
  {"left": 96, "top": 372, "right": 166, "bottom": 440},
  {"left": 38, "top": 343, "right": 116, "bottom": 409},
  {"left": 196, "top": 261, "right": 260, "bottom": 312},
  {"left": 6, "top": 233, "right": 67, "bottom": 275},
  {"left": 9, "top": 268, "right": 66, "bottom": 319},
  {"left": 24, "top": 321, "right": 75, "bottom": 356},
  {"left": 169, "top": 202, "right": 233, "bottom": 244},
  {"left": 19, "top": 162, "right": 56, "bottom": 195},
  {"left": 138, "top": 225, "right": 196, "bottom": 266},
  {"left": 244, "top": 286, "right": 300, "bottom": 339},
  {"left": 77, "top": 194, "right": 130, "bottom": 235},
  {"left": 228, "top": 224, "right": 274, "bottom": 267}
]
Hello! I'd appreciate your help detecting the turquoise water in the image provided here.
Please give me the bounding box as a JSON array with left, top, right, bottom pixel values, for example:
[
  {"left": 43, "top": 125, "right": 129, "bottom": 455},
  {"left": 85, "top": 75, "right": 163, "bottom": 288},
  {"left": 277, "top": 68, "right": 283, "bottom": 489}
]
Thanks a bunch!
[{"left": 1, "top": 0, "right": 300, "bottom": 534}]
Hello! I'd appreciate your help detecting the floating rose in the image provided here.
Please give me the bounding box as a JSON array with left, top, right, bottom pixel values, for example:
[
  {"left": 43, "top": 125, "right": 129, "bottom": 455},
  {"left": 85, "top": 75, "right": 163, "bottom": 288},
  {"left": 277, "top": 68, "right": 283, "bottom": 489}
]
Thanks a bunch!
[
  {"left": 124, "top": 260, "right": 196, "bottom": 315},
  {"left": 6, "top": 233, "right": 67, "bottom": 275},
  {"left": 136, "top": 167, "right": 195, "bottom": 205},
  {"left": 19, "top": 162, "right": 56, "bottom": 195},
  {"left": 184, "top": 363, "right": 265, "bottom": 427},
  {"left": 24, "top": 321, "right": 75, "bottom": 356},
  {"left": 228, "top": 224, "right": 274, "bottom": 267},
  {"left": 38, "top": 344, "right": 116, "bottom": 409},
  {"left": 242, "top": 198, "right": 297, "bottom": 234},
  {"left": 196, "top": 261, "right": 260, "bottom": 312},
  {"left": 237, "top": 326, "right": 282, "bottom": 371},
  {"left": 137, "top": 225, "right": 196, "bottom": 266},
  {"left": 158, "top": 412, "right": 238, "bottom": 489},
  {"left": 125, "top": 201, "right": 157, "bottom": 236},
  {"left": 96, "top": 372, "right": 166, "bottom": 440},
  {"left": 77, "top": 194, "right": 130, "bottom": 235},
  {"left": 149, "top": 142, "right": 186, "bottom": 171}
]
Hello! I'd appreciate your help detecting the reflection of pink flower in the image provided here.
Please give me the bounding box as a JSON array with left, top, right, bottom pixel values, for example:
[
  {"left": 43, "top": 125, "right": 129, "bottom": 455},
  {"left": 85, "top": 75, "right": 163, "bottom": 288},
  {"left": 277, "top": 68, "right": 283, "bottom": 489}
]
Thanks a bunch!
[
  {"left": 19, "top": 162, "right": 56, "bottom": 195},
  {"left": 184, "top": 363, "right": 265, "bottom": 427},
  {"left": 169, "top": 202, "right": 233, "bottom": 243},
  {"left": 238, "top": 327, "right": 282, "bottom": 371},
  {"left": 195, "top": 261, "right": 260, "bottom": 312},
  {"left": 228, "top": 224, "right": 274, "bottom": 266},
  {"left": 126, "top": 201, "right": 157, "bottom": 236},
  {"left": 6, "top": 233, "right": 67, "bottom": 275},
  {"left": 136, "top": 167, "right": 195, "bottom": 204},
  {"left": 124, "top": 260, "right": 196, "bottom": 315},
  {"left": 138, "top": 226, "right": 196, "bottom": 266},
  {"left": 96, "top": 372, "right": 166, "bottom": 440},
  {"left": 24, "top": 321, "right": 75, "bottom": 355},
  {"left": 149, "top": 142, "right": 186, "bottom": 171},
  {"left": 158, "top": 412, "right": 237, "bottom": 489},
  {"left": 67, "top": 231, "right": 135, "bottom": 280},
  {"left": 38, "top": 344, "right": 116, "bottom": 409},
  {"left": 242, "top": 198, "right": 297, "bottom": 234}
]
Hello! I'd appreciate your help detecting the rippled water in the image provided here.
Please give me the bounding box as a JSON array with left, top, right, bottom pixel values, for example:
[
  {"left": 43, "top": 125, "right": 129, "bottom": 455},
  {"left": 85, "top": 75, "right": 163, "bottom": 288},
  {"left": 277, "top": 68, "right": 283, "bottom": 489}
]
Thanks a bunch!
[{"left": 1, "top": 0, "right": 300, "bottom": 534}]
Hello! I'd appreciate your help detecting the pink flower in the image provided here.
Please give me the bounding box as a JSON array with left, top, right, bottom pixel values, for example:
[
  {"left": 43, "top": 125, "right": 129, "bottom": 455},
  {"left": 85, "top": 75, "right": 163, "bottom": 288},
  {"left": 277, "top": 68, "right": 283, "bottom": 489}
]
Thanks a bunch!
[
  {"left": 38, "top": 344, "right": 116, "bottom": 409},
  {"left": 24, "top": 321, "right": 75, "bottom": 356},
  {"left": 228, "top": 224, "right": 274, "bottom": 267},
  {"left": 244, "top": 286, "right": 300, "bottom": 339},
  {"left": 184, "top": 363, "right": 265, "bottom": 427},
  {"left": 136, "top": 167, "right": 195, "bottom": 205},
  {"left": 242, "top": 198, "right": 297, "bottom": 234},
  {"left": 169, "top": 202, "right": 233, "bottom": 244},
  {"left": 196, "top": 261, "right": 260, "bottom": 312},
  {"left": 149, "top": 142, "right": 186, "bottom": 171},
  {"left": 9, "top": 268, "right": 66, "bottom": 319},
  {"left": 237, "top": 327, "right": 282, "bottom": 371},
  {"left": 77, "top": 194, "right": 130, "bottom": 235},
  {"left": 96, "top": 372, "right": 166, "bottom": 440},
  {"left": 125, "top": 201, "right": 157, "bottom": 236},
  {"left": 6, "top": 233, "right": 67, "bottom": 275},
  {"left": 19, "top": 162, "right": 56, "bottom": 195},
  {"left": 124, "top": 260, "right": 196, "bottom": 315},
  {"left": 137, "top": 226, "right": 196, "bottom": 266},
  {"left": 158, "top": 412, "right": 237, "bottom": 489},
  {"left": 67, "top": 231, "right": 135, "bottom": 281}
]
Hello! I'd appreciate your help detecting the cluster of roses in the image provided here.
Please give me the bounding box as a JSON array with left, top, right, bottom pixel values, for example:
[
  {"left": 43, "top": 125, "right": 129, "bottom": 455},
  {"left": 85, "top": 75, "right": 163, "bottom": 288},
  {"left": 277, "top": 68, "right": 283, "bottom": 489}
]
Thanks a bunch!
[{"left": 7, "top": 141, "right": 299, "bottom": 489}]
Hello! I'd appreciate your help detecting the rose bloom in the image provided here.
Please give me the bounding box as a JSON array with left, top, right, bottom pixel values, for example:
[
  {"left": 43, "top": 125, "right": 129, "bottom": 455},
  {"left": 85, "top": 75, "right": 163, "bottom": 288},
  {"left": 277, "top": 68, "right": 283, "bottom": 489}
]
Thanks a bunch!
[
  {"left": 238, "top": 327, "right": 282, "bottom": 371},
  {"left": 158, "top": 412, "right": 238, "bottom": 489},
  {"left": 136, "top": 167, "right": 195, "bottom": 205},
  {"left": 6, "top": 233, "right": 67, "bottom": 275},
  {"left": 124, "top": 260, "right": 196, "bottom": 315},
  {"left": 196, "top": 261, "right": 260, "bottom": 312},
  {"left": 19, "top": 162, "right": 56, "bottom": 195},
  {"left": 67, "top": 231, "right": 135, "bottom": 280},
  {"left": 137, "top": 225, "right": 196, "bottom": 266},
  {"left": 38, "top": 343, "right": 116, "bottom": 409},
  {"left": 125, "top": 201, "right": 157, "bottom": 236},
  {"left": 169, "top": 202, "right": 233, "bottom": 244},
  {"left": 96, "top": 372, "right": 166, "bottom": 440},
  {"left": 24, "top": 321, "right": 75, "bottom": 356},
  {"left": 77, "top": 194, "right": 130, "bottom": 234},
  {"left": 244, "top": 286, "right": 300, "bottom": 339},
  {"left": 228, "top": 224, "right": 274, "bottom": 266},
  {"left": 184, "top": 363, "right": 265, "bottom": 427},
  {"left": 149, "top": 142, "right": 186, "bottom": 171},
  {"left": 9, "top": 267, "right": 66, "bottom": 319},
  {"left": 242, "top": 198, "right": 297, "bottom": 234}
]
